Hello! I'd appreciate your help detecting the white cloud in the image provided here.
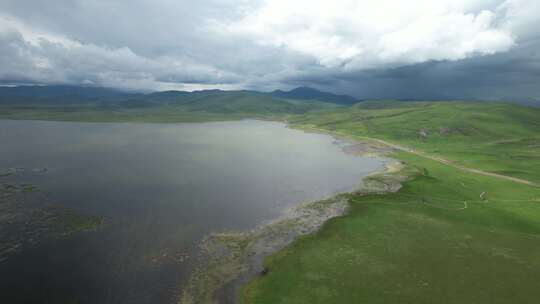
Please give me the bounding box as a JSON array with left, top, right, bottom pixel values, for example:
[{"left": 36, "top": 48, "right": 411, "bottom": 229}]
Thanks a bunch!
[
  {"left": 225, "top": 0, "right": 516, "bottom": 69},
  {"left": 497, "top": 0, "right": 540, "bottom": 41}
]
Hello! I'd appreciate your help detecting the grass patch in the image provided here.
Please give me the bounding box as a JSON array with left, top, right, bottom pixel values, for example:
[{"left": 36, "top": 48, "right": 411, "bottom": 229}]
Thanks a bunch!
[{"left": 48, "top": 207, "right": 104, "bottom": 235}]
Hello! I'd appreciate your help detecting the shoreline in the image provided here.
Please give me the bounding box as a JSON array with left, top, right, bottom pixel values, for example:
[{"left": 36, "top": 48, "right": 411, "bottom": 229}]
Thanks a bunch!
[
  {"left": 178, "top": 126, "right": 407, "bottom": 304},
  {"left": 1, "top": 118, "right": 397, "bottom": 304},
  {"left": 1, "top": 117, "right": 405, "bottom": 303}
]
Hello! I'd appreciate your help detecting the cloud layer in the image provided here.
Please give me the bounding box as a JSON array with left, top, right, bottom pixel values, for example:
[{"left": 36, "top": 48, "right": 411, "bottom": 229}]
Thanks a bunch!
[
  {"left": 227, "top": 0, "right": 515, "bottom": 68},
  {"left": 0, "top": 0, "right": 539, "bottom": 100}
]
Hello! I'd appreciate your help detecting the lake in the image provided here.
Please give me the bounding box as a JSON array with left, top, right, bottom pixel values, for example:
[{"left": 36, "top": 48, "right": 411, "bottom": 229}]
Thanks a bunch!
[{"left": 0, "top": 119, "right": 384, "bottom": 304}]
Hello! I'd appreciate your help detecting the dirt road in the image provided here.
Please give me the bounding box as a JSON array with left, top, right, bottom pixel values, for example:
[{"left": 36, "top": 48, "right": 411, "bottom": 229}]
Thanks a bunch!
[{"left": 306, "top": 126, "right": 538, "bottom": 187}]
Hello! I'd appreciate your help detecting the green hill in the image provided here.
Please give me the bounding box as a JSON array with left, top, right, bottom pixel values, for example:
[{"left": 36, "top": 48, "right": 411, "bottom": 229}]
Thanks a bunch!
[
  {"left": 148, "top": 90, "right": 338, "bottom": 114},
  {"left": 269, "top": 86, "right": 358, "bottom": 105},
  {"left": 291, "top": 101, "right": 540, "bottom": 183},
  {"left": 0, "top": 89, "right": 340, "bottom": 122}
]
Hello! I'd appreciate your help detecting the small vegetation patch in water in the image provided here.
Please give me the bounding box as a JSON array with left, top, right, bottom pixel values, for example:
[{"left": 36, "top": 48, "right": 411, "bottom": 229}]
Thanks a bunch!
[
  {"left": 1, "top": 168, "right": 104, "bottom": 262},
  {"left": 48, "top": 206, "right": 104, "bottom": 235}
]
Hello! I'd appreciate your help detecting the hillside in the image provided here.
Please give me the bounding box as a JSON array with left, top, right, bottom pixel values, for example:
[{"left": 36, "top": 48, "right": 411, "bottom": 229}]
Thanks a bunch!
[
  {"left": 0, "top": 88, "right": 340, "bottom": 122},
  {"left": 270, "top": 87, "right": 358, "bottom": 105},
  {"left": 290, "top": 101, "right": 540, "bottom": 183},
  {"left": 141, "top": 90, "right": 339, "bottom": 114}
]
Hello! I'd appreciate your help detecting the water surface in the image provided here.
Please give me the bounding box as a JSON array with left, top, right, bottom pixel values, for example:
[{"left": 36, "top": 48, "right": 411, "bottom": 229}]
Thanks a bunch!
[{"left": 0, "top": 120, "right": 383, "bottom": 303}]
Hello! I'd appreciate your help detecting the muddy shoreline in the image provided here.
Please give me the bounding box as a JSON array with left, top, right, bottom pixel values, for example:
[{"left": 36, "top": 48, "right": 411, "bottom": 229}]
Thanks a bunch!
[{"left": 179, "top": 126, "right": 406, "bottom": 304}]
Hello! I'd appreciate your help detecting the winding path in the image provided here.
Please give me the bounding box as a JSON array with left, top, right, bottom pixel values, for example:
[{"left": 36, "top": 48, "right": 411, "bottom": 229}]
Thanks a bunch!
[
  {"left": 366, "top": 137, "right": 538, "bottom": 187},
  {"left": 306, "top": 127, "right": 539, "bottom": 187}
]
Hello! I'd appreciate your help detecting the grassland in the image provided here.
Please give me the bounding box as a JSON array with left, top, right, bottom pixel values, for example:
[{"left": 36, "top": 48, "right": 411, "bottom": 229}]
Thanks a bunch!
[
  {"left": 290, "top": 101, "right": 540, "bottom": 183},
  {"left": 241, "top": 101, "right": 540, "bottom": 304}
]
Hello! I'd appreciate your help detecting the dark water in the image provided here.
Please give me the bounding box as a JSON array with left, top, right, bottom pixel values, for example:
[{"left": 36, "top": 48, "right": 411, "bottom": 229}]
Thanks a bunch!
[{"left": 0, "top": 119, "right": 383, "bottom": 304}]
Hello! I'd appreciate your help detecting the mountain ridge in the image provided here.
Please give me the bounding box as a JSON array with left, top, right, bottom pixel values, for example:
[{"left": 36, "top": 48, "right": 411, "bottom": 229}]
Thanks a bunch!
[
  {"left": 269, "top": 86, "right": 358, "bottom": 105},
  {"left": 0, "top": 85, "right": 358, "bottom": 105}
]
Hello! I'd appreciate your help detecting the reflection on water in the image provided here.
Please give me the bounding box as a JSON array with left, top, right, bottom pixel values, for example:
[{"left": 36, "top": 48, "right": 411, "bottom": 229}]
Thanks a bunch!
[{"left": 0, "top": 120, "right": 383, "bottom": 304}]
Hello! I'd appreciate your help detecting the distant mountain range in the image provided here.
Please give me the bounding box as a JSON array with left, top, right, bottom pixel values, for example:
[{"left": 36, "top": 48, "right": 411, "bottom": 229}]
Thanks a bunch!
[
  {"left": 0, "top": 85, "right": 359, "bottom": 106},
  {"left": 1, "top": 85, "right": 538, "bottom": 108},
  {"left": 270, "top": 86, "right": 358, "bottom": 105}
]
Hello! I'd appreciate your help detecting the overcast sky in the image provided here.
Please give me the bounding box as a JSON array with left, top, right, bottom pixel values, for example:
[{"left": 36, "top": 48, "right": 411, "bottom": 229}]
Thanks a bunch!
[{"left": 1, "top": 0, "right": 539, "bottom": 101}]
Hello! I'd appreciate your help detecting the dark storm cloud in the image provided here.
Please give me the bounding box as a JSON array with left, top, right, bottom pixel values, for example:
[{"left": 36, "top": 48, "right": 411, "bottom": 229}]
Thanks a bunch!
[
  {"left": 0, "top": 0, "right": 539, "bottom": 100},
  {"left": 304, "top": 39, "right": 540, "bottom": 103}
]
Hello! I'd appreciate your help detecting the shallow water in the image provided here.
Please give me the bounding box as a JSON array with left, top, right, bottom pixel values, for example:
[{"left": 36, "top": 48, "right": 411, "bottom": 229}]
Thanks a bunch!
[{"left": 0, "top": 119, "right": 383, "bottom": 304}]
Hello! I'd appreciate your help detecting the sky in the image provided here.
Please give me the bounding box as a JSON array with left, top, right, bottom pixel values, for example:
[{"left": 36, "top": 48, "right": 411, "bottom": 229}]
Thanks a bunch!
[{"left": 0, "top": 0, "right": 539, "bottom": 101}]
